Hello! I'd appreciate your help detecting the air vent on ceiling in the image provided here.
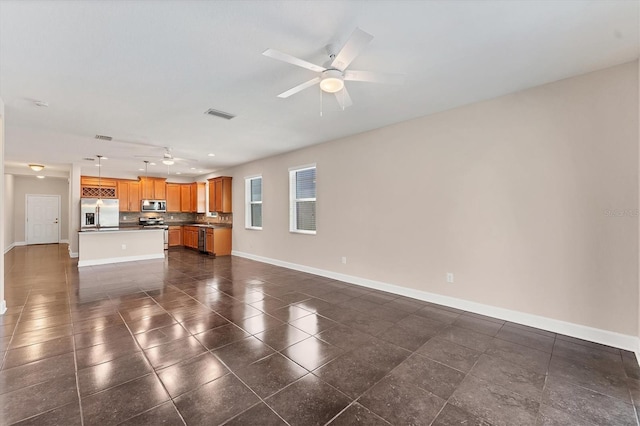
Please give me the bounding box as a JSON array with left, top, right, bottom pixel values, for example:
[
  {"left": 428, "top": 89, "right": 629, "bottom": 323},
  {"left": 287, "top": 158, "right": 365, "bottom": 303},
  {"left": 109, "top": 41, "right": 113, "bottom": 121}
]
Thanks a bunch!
[
  {"left": 95, "top": 134, "right": 113, "bottom": 141},
  {"left": 204, "top": 108, "right": 235, "bottom": 120},
  {"left": 83, "top": 157, "right": 95, "bottom": 161}
]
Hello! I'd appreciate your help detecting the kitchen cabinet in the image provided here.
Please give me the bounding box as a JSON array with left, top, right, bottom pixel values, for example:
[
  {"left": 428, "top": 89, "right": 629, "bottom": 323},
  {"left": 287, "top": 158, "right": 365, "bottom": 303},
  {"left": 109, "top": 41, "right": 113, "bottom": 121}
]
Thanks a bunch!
[
  {"left": 208, "top": 176, "right": 232, "bottom": 213},
  {"left": 205, "top": 228, "right": 214, "bottom": 253},
  {"left": 182, "top": 226, "right": 199, "bottom": 249},
  {"left": 213, "top": 228, "right": 232, "bottom": 256},
  {"left": 168, "top": 226, "right": 182, "bottom": 247},
  {"left": 81, "top": 176, "right": 117, "bottom": 198},
  {"left": 180, "top": 185, "right": 191, "bottom": 212},
  {"left": 117, "top": 180, "right": 141, "bottom": 212},
  {"left": 204, "top": 227, "right": 230, "bottom": 256},
  {"left": 191, "top": 182, "right": 206, "bottom": 213},
  {"left": 140, "top": 177, "right": 167, "bottom": 200},
  {"left": 166, "top": 183, "right": 181, "bottom": 212}
]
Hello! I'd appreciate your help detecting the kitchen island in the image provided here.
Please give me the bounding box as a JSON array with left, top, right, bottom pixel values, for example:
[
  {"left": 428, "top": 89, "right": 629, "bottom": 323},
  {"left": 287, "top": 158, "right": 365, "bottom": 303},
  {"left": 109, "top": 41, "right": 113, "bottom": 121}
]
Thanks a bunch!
[{"left": 78, "top": 228, "right": 165, "bottom": 267}]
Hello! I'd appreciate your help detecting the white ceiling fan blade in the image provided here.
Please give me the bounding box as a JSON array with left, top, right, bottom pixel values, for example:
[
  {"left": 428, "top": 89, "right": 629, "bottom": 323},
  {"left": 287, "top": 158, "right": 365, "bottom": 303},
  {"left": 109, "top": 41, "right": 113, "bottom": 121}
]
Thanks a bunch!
[
  {"left": 277, "top": 77, "right": 321, "bottom": 98},
  {"left": 330, "top": 28, "right": 374, "bottom": 71},
  {"left": 263, "top": 49, "right": 326, "bottom": 73},
  {"left": 344, "top": 70, "right": 405, "bottom": 85},
  {"left": 334, "top": 87, "right": 353, "bottom": 110}
]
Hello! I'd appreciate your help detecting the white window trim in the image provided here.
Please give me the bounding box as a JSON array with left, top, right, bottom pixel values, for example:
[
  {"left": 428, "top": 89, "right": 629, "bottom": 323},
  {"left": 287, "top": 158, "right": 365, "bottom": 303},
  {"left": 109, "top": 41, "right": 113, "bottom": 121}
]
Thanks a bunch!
[
  {"left": 245, "top": 175, "right": 262, "bottom": 230},
  {"left": 289, "top": 164, "right": 316, "bottom": 235}
]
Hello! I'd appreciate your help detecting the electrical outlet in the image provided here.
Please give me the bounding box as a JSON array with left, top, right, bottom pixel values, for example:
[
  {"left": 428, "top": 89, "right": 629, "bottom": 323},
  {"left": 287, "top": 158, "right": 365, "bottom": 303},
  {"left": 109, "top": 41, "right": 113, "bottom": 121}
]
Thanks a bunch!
[
  {"left": 121, "top": 244, "right": 126, "bottom": 250},
  {"left": 123, "top": 216, "right": 127, "bottom": 220},
  {"left": 341, "top": 256, "right": 347, "bottom": 264},
  {"left": 171, "top": 216, "right": 174, "bottom": 220},
  {"left": 446, "top": 273, "right": 454, "bottom": 283}
]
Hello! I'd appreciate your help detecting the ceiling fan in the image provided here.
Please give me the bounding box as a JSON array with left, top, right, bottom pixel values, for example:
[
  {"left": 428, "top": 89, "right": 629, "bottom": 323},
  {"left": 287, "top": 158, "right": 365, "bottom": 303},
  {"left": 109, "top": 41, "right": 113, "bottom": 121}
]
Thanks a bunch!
[
  {"left": 263, "top": 27, "right": 404, "bottom": 109},
  {"left": 135, "top": 147, "right": 197, "bottom": 165}
]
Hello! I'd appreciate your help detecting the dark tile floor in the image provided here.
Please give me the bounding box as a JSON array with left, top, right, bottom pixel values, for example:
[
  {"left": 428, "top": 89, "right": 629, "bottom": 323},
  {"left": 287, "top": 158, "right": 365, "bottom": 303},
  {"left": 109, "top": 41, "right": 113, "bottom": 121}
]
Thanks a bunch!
[{"left": 1, "top": 244, "right": 639, "bottom": 425}]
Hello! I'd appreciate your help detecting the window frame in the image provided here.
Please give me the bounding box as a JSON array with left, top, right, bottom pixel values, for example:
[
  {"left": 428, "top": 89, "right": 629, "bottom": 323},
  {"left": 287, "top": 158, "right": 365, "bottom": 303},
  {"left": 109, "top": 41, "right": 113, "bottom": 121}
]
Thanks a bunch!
[
  {"left": 245, "top": 175, "right": 263, "bottom": 230},
  {"left": 289, "top": 164, "right": 317, "bottom": 235}
]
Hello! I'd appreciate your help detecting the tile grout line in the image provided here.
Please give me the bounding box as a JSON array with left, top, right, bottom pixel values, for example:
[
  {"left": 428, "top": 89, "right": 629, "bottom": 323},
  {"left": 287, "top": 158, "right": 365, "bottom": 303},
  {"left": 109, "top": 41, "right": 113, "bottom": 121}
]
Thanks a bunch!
[{"left": 65, "top": 264, "right": 85, "bottom": 426}]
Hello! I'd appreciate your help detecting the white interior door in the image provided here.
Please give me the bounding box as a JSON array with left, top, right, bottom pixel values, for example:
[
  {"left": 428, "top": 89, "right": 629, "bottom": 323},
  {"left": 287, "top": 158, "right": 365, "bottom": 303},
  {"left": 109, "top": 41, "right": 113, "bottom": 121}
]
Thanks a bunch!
[{"left": 27, "top": 195, "right": 60, "bottom": 245}]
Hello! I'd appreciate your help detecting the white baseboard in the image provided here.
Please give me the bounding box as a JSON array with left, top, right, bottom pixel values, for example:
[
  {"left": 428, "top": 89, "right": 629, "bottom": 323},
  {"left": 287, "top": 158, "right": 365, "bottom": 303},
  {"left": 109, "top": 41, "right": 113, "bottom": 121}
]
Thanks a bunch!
[
  {"left": 0, "top": 300, "right": 6, "bottom": 315},
  {"left": 68, "top": 245, "right": 78, "bottom": 258},
  {"left": 60, "top": 239, "right": 69, "bottom": 244},
  {"left": 14, "top": 241, "right": 26, "bottom": 247},
  {"left": 77, "top": 253, "right": 165, "bottom": 268},
  {"left": 3, "top": 242, "right": 15, "bottom": 254},
  {"left": 232, "top": 250, "right": 638, "bottom": 353}
]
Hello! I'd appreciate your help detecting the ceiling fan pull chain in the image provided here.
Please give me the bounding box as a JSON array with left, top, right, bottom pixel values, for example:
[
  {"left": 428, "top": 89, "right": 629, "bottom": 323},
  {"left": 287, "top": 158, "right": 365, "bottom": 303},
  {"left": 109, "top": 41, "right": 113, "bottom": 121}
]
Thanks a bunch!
[{"left": 319, "top": 85, "right": 323, "bottom": 117}]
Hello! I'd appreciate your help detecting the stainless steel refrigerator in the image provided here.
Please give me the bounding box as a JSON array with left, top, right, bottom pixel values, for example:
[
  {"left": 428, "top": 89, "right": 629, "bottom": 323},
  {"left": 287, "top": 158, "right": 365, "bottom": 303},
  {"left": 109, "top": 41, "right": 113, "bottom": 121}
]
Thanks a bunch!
[{"left": 80, "top": 198, "right": 119, "bottom": 229}]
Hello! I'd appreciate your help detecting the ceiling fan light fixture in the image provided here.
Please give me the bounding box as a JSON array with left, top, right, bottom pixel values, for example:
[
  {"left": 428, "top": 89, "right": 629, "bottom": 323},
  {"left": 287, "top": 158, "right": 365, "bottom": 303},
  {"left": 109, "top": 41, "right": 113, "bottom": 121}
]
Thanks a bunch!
[
  {"left": 320, "top": 70, "right": 344, "bottom": 93},
  {"left": 29, "top": 164, "right": 45, "bottom": 172}
]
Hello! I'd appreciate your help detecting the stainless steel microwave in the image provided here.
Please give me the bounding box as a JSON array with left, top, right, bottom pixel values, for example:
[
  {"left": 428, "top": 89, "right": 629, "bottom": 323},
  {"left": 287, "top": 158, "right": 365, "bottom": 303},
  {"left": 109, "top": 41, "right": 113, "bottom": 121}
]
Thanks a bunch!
[{"left": 141, "top": 200, "right": 166, "bottom": 212}]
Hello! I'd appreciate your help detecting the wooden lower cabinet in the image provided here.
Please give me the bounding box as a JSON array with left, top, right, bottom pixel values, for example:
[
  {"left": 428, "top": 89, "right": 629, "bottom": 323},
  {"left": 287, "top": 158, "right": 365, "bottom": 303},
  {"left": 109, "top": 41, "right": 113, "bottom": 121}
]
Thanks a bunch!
[
  {"left": 182, "top": 226, "right": 199, "bottom": 250},
  {"left": 168, "top": 226, "right": 182, "bottom": 247},
  {"left": 213, "top": 228, "right": 232, "bottom": 256},
  {"left": 205, "top": 229, "right": 214, "bottom": 253},
  {"left": 172, "top": 225, "right": 231, "bottom": 255}
]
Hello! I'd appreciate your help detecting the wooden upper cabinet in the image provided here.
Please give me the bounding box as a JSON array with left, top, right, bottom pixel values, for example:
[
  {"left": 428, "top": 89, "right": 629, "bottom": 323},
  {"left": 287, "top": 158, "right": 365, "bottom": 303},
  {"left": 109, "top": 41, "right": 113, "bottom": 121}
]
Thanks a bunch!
[
  {"left": 208, "top": 177, "right": 232, "bottom": 213},
  {"left": 128, "top": 181, "right": 141, "bottom": 212},
  {"left": 191, "top": 182, "right": 206, "bottom": 213},
  {"left": 166, "top": 183, "right": 181, "bottom": 212},
  {"left": 81, "top": 176, "right": 117, "bottom": 198},
  {"left": 117, "top": 180, "right": 141, "bottom": 212},
  {"left": 117, "top": 180, "right": 129, "bottom": 209},
  {"left": 180, "top": 184, "right": 191, "bottom": 212},
  {"left": 139, "top": 177, "right": 167, "bottom": 200},
  {"left": 154, "top": 179, "right": 166, "bottom": 199},
  {"left": 118, "top": 180, "right": 140, "bottom": 212}
]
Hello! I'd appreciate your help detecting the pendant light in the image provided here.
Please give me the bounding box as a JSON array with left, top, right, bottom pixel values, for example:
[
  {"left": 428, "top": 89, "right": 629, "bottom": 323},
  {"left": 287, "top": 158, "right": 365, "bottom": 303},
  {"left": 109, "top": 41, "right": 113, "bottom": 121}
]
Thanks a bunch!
[
  {"left": 142, "top": 161, "right": 150, "bottom": 206},
  {"left": 96, "top": 155, "right": 104, "bottom": 206}
]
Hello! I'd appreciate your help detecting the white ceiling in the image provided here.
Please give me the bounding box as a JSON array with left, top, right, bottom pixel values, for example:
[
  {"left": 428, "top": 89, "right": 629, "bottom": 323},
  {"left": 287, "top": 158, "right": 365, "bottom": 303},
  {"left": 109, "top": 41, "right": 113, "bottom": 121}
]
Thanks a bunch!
[{"left": 0, "top": 1, "right": 638, "bottom": 179}]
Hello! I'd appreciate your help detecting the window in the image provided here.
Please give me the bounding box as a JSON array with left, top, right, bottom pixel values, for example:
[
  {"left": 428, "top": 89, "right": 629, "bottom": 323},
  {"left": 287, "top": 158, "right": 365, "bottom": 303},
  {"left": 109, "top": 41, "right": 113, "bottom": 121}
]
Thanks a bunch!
[
  {"left": 245, "top": 176, "right": 262, "bottom": 229},
  {"left": 289, "top": 165, "right": 316, "bottom": 234}
]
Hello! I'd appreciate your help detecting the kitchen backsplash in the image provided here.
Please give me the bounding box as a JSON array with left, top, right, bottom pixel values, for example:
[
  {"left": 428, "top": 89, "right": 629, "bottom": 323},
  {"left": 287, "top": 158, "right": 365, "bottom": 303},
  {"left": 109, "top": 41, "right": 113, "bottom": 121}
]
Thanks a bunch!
[
  {"left": 119, "top": 212, "right": 196, "bottom": 224},
  {"left": 196, "top": 213, "right": 233, "bottom": 224}
]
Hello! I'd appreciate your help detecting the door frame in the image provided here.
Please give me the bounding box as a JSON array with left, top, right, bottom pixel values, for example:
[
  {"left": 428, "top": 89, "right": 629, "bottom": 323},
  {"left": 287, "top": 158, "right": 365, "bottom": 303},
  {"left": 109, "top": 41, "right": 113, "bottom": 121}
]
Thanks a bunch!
[{"left": 25, "top": 194, "right": 61, "bottom": 245}]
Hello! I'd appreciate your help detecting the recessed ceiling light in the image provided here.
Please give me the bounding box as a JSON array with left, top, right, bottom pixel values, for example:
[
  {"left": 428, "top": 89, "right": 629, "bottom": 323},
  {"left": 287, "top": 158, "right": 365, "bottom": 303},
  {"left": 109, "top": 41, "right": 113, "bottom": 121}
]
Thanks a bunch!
[
  {"left": 36, "top": 175, "right": 45, "bottom": 179},
  {"left": 95, "top": 164, "right": 101, "bottom": 167},
  {"left": 150, "top": 162, "right": 156, "bottom": 166},
  {"left": 176, "top": 172, "right": 181, "bottom": 175},
  {"left": 198, "top": 170, "right": 203, "bottom": 173},
  {"left": 208, "top": 153, "right": 215, "bottom": 157},
  {"left": 101, "top": 157, "right": 108, "bottom": 160},
  {"left": 190, "top": 167, "right": 196, "bottom": 170},
  {"left": 138, "top": 168, "right": 144, "bottom": 171}
]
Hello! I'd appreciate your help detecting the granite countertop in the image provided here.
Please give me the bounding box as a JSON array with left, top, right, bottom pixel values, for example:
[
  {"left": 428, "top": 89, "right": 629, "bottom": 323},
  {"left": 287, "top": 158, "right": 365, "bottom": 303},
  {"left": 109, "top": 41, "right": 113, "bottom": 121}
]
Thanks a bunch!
[
  {"left": 176, "top": 223, "right": 233, "bottom": 229},
  {"left": 79, "top": 226, "right": 165, "bottom": 233},
  {"left": 118, "top": 222, "right": 232, "bottom": 229}
]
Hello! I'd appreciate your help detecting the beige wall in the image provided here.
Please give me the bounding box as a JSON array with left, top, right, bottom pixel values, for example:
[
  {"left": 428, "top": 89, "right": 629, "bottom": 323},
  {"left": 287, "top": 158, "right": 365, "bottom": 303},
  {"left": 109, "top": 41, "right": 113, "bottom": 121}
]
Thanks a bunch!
[
  {"left": 4, "top": 174, "right": 14, "bottom": 249},
  {"left": 13, "top": 176, "right": 70, "bottom": 243},
  {"left": 228, "top": 61, "right": 639, "bottom": 337},
  {"left": 0, "top": 97, "right": 5, "bottom": 312}
]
